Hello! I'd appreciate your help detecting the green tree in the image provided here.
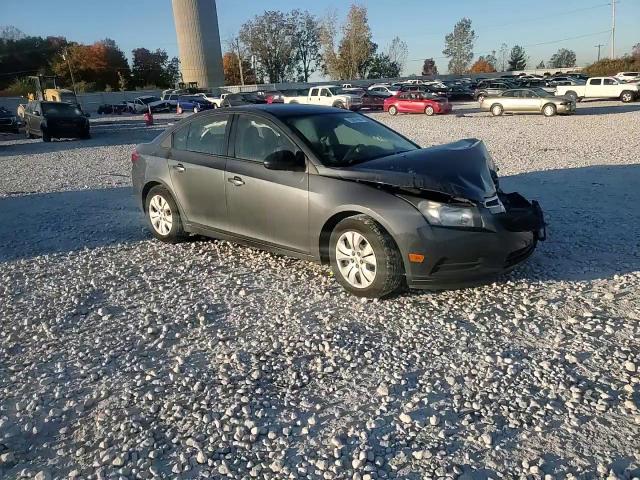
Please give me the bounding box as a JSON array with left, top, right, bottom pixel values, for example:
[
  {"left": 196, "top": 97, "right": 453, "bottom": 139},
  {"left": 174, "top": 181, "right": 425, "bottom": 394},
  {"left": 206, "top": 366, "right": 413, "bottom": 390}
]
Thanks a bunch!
[
  {"left": 422, "top": 58, "right": 438, "bottom": 76},
  {"left": 548, "top": 48, "right": 576, "bottom": 68},
  {"left": 442, "top": 18, "right": 476, "bottom": 74},
  {"left": 290, "top": 10, "right": 322, "bottom": 82},
  {"left": 367, "top": 53, "right": 400, "bottom": 79},
  {"left": 130, "top": 48, "right": 177, "bottom": 88},
  {"left": 508, "top": 45, "right": 527, "bottom": 70},
  {"left": 240, "top": 11, "right": 295, "bottom": 83},
  {"left": 0, "top": 35, "right": 67, "bottom": 90}
]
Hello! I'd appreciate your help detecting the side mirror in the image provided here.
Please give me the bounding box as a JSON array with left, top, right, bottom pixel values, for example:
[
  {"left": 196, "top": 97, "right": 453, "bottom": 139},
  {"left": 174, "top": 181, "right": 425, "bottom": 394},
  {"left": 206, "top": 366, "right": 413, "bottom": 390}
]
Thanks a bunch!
[
  {"left": 33, "top": 111, "right": 40, "bottom": 116},
  {"left": 264, "top": 150, "right": 306, "bottom": 172}
]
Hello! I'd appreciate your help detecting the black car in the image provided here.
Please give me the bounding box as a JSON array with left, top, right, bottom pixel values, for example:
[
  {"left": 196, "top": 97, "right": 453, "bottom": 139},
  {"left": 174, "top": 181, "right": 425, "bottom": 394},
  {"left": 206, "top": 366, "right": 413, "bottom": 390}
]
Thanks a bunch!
[
  {"left": 221, "top": 93, "right": 268, "bottom": 107},
  {"left": 97, "top": 102, "right": 128, "bottom": 115},
  {"left": 0, "top": 106, "right": 21, "bottom": 134},
  {"left": 23, "top": 101, "right": 90, "bottom": 142}
]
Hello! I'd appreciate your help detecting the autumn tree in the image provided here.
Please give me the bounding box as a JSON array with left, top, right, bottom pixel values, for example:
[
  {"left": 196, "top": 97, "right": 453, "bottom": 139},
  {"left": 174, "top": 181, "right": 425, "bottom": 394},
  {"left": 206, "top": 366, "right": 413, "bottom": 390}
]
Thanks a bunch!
[
  {"left": 508, "top": 45, "right": 527, "bottom": 70},
  {"left": 548, "top": 48, "right": 576, "bottom": 68},
  {"left": 422, "top": 58, "right": 438, "bottom": 76},
  {"left": 320, "top": 4, "right": 376, "bottom": 80},
  {"left": 469, "top": 58, "right": 496, "bottom": 73},
  {"left": 290, "top": 10, "right": 322, "bottom": 82},
  {"left": 240, "top": 11, "right": 295, "bottom": 83},
  {"left": 442, "top": 18, "right": 476, "bottom": 74},
  {"left": 223, "top": 51, "right": 256, "bottom": 85}
]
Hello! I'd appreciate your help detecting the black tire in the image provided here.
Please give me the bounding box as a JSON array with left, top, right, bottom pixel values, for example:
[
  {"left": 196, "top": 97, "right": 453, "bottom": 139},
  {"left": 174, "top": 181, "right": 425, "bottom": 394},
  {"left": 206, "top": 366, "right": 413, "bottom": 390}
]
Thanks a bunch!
[
  {"left": 145, "top": 185, "right": 186, "bottom": 243},
  {"left": 329, "top": 215, "right": 403, "bottom": 298},
  {"left": 80, "top": 131, "right": 91, "bottom": 140},
  {"left": 42, "top": 131, "right": 51, "bottom": 142},
  {"left": 542, "top": 103, "right": 557, "bottom": 117},
  {"left": 620, "top": 90, "right": 634, "bottom": 103},
  {"left": 388, "top": 105, "right": 398, "bottom": 116},
  {"left": 333, "top": 101, "right": 346, "bottom": 109},
  {"left": 565, "top": 91, "right": 578, "bottom": 101},
  {"left": 477, "top": 93, "right": 485, "bottom": 102},
  {"left": 490, "top": 104, "right": 503, "bottom": 116}
]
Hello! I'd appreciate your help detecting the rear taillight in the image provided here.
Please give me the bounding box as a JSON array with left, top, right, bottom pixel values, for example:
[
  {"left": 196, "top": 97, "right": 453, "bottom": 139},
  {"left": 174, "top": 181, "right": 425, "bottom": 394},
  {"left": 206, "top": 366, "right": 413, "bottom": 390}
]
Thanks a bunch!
[{"left": 131, "top": 150, "right": 140, "bottom": 163}]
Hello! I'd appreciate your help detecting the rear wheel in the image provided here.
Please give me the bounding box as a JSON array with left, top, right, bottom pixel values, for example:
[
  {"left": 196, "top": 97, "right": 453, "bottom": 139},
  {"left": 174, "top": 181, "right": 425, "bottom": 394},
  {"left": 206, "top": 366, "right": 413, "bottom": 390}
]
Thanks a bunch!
[
  {"left": 193, "top": 106, "right": 199, "bottom": 113},
  {"left": 42, "top": 130, "right": 51, "bottom": 142},
  {"left": 542, "top": 103, "right": 557, "bottom": 117},
  {"left": 329, "top": 215, "right": 403, "bottom": 298},
  {"left": 620, "top": 90, "right": 634, "bottom": 103},
  {"left": 424, "top": 105, "right": 435, "bottom": 116},
  {"left": 491, "top": 104, "right": 503, "bottom": 116},
  {"left": 565, "top": 90, "right": 578, "bottom": 102},
  {"left": 333, "top": 101, "right": 346, "bottom": 109},
  {"left": 145, "top": 186, "right": 186, "bottom": 243},
  {"left": 388, "top": 105, "right": 398, "bottom": 116}
]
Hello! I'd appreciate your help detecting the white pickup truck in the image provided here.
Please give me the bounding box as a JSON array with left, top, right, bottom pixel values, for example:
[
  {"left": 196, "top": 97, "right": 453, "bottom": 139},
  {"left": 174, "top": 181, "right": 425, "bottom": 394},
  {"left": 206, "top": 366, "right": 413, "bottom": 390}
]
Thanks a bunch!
[
  {"left": 555, "top": 77, "right": 640, "bottom": 103},
  {"left": 284, "top": 86, "right": 363, "bottom": 110}
]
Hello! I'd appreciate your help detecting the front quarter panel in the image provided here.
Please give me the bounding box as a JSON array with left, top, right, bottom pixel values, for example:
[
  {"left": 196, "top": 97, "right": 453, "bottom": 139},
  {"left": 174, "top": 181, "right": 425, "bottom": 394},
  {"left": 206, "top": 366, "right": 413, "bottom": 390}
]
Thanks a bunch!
[{"left": 309, "top": 175, "right": 429, "bottom": 275}]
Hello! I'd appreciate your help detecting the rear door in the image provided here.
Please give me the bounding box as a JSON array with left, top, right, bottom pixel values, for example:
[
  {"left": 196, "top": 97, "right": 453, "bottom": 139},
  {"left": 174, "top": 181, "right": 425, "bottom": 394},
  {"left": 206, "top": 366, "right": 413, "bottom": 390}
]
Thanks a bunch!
[
  {"left": 224, "top": 113, "right": 309, "bottom": 253},
  {"left": 396, "top": 93, "right": 412, "bottom": 112},
  {"left": 602, "top": 78, "right": 619, "bottom": 97},
  {"left": 167, "top": 113, "right": 231, "bottom": 230},
  {"left": 519, "top": 90, "right": 541, "bottom": 111}
]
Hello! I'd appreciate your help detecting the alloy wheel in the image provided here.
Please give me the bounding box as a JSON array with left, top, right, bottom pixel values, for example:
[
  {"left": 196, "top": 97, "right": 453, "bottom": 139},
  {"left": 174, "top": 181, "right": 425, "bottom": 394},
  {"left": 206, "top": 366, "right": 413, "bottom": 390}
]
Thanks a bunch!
[
  {"left": 335, "top": 231, "right": 377, "bottom": 289},
  {"left": 148, "top": 194, "right": 173, "bottom": 236}
]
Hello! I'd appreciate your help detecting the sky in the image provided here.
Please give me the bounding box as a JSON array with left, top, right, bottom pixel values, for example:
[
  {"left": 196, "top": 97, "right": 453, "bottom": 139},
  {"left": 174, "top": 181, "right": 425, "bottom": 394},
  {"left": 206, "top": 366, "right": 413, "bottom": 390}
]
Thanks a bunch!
[{"left": 1, "top": 0, "right": 638, "bottom": 75}]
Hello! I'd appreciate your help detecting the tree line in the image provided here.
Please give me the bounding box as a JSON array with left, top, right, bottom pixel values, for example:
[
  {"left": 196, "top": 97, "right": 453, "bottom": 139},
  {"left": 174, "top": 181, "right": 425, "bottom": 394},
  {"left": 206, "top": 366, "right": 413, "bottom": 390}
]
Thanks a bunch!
[
  {"left": 0, "top": 27, "right": 180, "bottom": 94},
  {"left": 223, "top": 5, "right": 408, "bottom": 85}
]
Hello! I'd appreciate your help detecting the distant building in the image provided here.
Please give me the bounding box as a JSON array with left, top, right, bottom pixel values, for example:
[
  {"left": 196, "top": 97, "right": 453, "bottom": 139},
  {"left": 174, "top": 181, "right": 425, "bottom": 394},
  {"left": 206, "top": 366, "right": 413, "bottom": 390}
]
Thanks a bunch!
[{"left": 171, "top": 0, "right": 224, "bottom": 89}]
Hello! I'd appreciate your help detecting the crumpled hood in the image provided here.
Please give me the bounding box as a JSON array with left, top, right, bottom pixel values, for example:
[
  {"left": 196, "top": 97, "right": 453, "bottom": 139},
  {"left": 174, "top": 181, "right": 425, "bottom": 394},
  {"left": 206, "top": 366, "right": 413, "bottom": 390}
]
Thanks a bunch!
[{"left": 318, "top": 139, "right": 498, "bottom": 203}]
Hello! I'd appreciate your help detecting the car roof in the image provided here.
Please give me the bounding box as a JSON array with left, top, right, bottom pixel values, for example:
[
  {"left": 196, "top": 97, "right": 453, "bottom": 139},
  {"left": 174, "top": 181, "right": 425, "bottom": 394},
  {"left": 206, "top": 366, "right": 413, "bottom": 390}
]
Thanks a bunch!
[{"left": 219, "top": 104, "right": 342, "bottom": 117}]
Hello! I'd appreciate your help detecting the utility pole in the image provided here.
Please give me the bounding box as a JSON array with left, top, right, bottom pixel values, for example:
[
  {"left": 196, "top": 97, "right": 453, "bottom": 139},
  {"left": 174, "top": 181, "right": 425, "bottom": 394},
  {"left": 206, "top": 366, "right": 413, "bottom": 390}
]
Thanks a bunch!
[
  {"left": 611, "top": 0, "right": 616, "bottom": 59},
  {"left": 62, "top": 49, "right": 78, "bottom": 95},
  {"left": 595, "top": 44, "right": 603, "bottom": 61}
]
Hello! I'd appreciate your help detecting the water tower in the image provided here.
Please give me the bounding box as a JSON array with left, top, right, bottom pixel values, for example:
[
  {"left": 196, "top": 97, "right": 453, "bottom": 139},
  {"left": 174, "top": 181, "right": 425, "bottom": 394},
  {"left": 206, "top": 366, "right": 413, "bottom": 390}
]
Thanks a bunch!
[{"left": 171, "top": 0, "right": 224, "bottom": 89}]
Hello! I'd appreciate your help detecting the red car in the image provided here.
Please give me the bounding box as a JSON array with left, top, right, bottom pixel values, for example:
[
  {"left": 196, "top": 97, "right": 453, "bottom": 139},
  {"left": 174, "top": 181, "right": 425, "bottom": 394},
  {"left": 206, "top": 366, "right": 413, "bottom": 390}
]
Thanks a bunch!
[
  {"left": 264, "top": 91, "right": 285, "bottom": 104},
  {"left": 384, "top": 92, "right": 452, "bottom": 116}
]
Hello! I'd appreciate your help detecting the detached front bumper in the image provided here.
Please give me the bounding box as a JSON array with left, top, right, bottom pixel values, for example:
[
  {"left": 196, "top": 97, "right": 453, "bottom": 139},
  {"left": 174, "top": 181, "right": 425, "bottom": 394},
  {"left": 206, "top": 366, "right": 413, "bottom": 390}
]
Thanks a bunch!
[{"left": 403, "top": 192, "right": 546, "bottom": 290}]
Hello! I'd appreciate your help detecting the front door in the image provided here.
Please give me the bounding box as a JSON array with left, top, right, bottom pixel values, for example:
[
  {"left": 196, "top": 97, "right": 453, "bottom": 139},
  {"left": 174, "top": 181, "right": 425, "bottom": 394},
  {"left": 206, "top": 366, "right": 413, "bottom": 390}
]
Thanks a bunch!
[
  {"left": 224, "top": 114, "right": 309, "bottom": 253},
  {"left": 167, "top": 113, "right": 231, "bottom": 230}
]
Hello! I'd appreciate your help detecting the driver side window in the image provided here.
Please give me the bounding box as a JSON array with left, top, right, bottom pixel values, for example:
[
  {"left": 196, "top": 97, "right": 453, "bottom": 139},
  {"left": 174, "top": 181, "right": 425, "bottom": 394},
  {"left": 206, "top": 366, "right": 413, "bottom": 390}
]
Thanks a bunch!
[{"left": 235, "top": 115, "right": 296, "bottom": 163}]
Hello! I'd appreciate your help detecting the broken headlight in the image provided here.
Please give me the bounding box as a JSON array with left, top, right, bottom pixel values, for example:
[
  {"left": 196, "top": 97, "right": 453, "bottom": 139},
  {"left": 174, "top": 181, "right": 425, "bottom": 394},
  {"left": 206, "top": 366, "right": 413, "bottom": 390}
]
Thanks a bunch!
[{"left": 417, "top": 200, "right": 483, "bottom": 229}]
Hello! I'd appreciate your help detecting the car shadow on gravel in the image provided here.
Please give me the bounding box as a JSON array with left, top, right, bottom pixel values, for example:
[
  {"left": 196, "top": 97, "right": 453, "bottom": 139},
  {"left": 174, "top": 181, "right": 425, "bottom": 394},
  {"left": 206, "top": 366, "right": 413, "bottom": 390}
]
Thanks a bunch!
[
  {"left": 575, "top": 103, "right": 640, "bottom": 115},
  {"left": 0, "top": 187, "right": 149, "bottom": 262},
  {"left": 499, "top": 164, "right": 640, "bottom": 283}
]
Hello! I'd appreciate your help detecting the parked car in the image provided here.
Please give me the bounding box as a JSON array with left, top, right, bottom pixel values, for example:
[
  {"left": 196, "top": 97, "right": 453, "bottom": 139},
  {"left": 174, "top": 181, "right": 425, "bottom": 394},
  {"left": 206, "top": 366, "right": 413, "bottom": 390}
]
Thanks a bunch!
[
  {"left": 615, "top": 72, "right": 640, "bottom": 82},
  {"left": 441, "top": 81, "right": 474, "bottom": 100},
  {"left": 474, "top": 81, "right": 513, "bottom": 101},
  {"left": 368, "top": 84, "right": 401, "bottom": 96},
  {"left": 283, "top": 86, "right": 363, "bottom": 111},
  {"left": 23, "top": 100, "right": 90, "bottom": 142},
  {"left": 0, "top": 106, "right": 21, "bottom": 133},
  {"left": 518, "top": 79, "right": 556, "bottom": 94},
  {"left": 360, "top": 91, "right": 390, "bottom": 110},
  {"left": 97, "top": 102, "right": 128, "bottom": 115},
  {"left": 177, "top": 95, "right": 216, "bottom": 113},
  {"left": 131, "top": 104, "right": 545, "bottom": 297},
  {"left": 263, "top": 91, "right": 285, "bottom": 104},
  {"left": 384, "top": 91, "right": 452, "bottom": 116},
  {"left": 126, "top": 96, "right": 172, "bottom": 114},
  {"left": 555, "top": 76, "right": 640, "bottom": 103},
  {"left": 480, "top": 88, "right": 575, "bottom": 117},
  {"left": 548, "top": 77, "right": 585, "bottom": 87},
  {"left": 221, "top": 92, "right": 268, "bottom": 107}
]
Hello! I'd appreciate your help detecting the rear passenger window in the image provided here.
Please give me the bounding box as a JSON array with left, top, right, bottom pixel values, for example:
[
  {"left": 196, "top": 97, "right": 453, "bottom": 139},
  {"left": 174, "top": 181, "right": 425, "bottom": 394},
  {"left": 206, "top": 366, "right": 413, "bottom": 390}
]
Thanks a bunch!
[
  {"left": 603, "top": 78, "right": 616, "bottom": 85},
  {"left": 186, "top": 116, "right": 229, "bottom": 155},
  {"left": 173, "top": 124, "right": 189, "bottom": 150}
]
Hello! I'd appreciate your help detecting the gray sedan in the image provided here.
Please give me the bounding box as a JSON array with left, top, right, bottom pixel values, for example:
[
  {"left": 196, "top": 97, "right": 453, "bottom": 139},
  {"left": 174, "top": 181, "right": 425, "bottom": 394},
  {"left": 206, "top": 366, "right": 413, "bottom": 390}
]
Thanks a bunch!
[
  {"left": 131, "top": 105, "right": 545, "bottom": 297},
  {"left": 480, "top": 88, "right": 576, "bottom": 117}
]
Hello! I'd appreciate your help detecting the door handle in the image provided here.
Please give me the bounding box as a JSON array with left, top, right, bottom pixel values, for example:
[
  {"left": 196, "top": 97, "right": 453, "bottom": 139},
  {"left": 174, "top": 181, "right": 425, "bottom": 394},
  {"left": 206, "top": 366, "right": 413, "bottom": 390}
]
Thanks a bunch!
[
  {"left": 227, "top": 176, "right": 245, "bottom": 186},
  {"left": 173, "top": 164, "right": 186, "bottom": 172}
]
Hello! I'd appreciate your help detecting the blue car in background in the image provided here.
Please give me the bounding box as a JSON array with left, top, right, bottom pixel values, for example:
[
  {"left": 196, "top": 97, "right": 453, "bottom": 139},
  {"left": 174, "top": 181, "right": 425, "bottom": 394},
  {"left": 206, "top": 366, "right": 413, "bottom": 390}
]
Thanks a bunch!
[{"left": 177, "top": 95, "right": 215, "bottom": 113}]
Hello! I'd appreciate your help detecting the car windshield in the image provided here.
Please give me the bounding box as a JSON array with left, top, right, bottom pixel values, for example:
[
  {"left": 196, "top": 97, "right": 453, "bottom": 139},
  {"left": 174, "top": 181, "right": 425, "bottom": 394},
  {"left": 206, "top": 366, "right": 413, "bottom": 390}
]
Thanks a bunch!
[
  {"left": 60, "top": 92, "right": 77, "bottom": 103},
  {"left": 41, "top": 103, "right": 83, "bottom": 116},
  {"left": 283, "top": 112, "right": 418, "bottom": 167},
  {"left": 140, "top": 96, "right": 160, "bottom": 104},
  {"left": 327, "top": 87, "right": 343, "bottom": 95}
]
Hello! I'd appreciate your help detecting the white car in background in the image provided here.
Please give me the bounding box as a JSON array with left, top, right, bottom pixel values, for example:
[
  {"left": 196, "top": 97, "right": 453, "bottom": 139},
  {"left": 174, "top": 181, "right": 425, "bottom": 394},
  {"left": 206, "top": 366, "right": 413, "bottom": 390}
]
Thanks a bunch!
[
  {"left": 368, "top": 84, "right": 400, "bottom": 95},
  {"left": 615, "top": 72, "right": 640, "bottom": 82}
]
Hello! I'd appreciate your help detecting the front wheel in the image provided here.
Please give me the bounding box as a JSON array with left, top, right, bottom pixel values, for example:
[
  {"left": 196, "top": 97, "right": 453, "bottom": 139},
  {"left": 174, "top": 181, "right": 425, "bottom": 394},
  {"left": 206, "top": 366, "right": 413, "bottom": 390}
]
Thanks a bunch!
[
  {"left": 193, "top": 107, "right": 199, "bottom": 113},
  {"left": 542, "top": 103, "right": 557, "bottom": 117},
  {"left": 620, "top": 91, "right": 634, "bottom": 103},
  {"left": 424, "top": 106, "right": 435, "bottom": 116},
  {"left": 491, "top": 104, "right": 503, "bottom": 116},
  {"left": 333, "top": 101, "right": 346, "bottom": 109},
  {"left": 145, "top": 186, "right": 186, "bottom": 243},
  {"left": 388, "top": 105, "right": 398, "bottom": 116},
  {"left": 477, "top": 94, "right": 485, "bottom": 103},
  {"left": 329, "top": 215, "right": 403, "bottom": 298}
]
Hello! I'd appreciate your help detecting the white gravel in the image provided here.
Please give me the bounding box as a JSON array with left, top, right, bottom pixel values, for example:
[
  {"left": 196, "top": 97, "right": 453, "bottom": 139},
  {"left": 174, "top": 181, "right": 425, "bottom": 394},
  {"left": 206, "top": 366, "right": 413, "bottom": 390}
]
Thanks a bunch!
[{"left": 1, "top": 103, "right": 639, "bottom": 479}]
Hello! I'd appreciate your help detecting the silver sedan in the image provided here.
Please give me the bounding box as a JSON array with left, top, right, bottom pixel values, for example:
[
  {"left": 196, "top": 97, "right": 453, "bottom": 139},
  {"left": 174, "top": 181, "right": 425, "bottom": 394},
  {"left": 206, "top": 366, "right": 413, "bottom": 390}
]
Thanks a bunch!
[{"left": 480, "top": 88, "right": 576, "bottom": 117}]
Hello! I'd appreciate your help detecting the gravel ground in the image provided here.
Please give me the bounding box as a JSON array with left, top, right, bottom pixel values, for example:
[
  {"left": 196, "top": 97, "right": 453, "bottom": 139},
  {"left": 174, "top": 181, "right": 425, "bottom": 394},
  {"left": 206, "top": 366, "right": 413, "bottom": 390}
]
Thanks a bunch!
[{"left": 1, "top": 102, "right": 639, "bottom": 480}]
